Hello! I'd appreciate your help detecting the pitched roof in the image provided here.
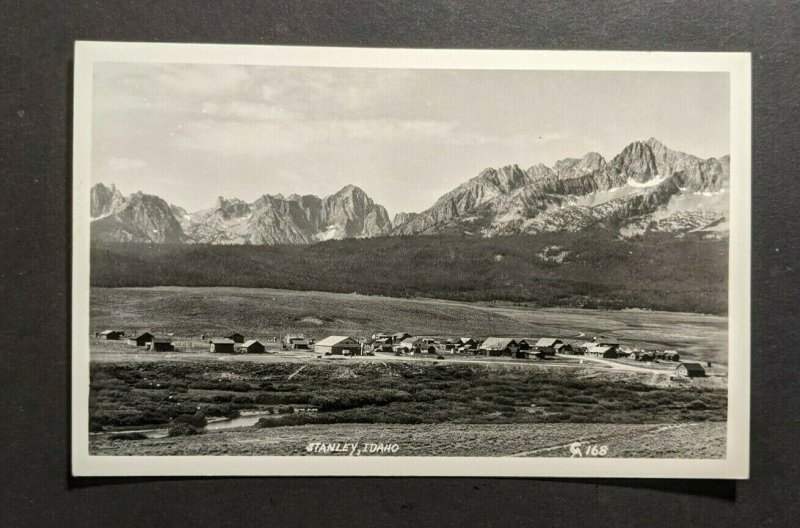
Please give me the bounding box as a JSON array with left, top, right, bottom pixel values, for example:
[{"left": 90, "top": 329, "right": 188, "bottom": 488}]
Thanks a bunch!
[
  {"left": 132, "top": 331, "right": 154, "bottom": 339},
  {"left": 241, "top": 339, "right": 262, "bottom": 347},
  {"left": 580, "top": 342, "right": 595, "bottom": 349},
  {"left": 210, "top": 338, "right": 235, "bottom": 345},
  {"left": 480, "top": 337, "right": 517, "bottom": 350},
  {"left": 459, "top": 337, "right": 476, "bottom": 344},
  {"left": 400, "top": 337, "right": 422, "bottom": 346},
  {"left": 535, "top": 338, "right": 562, "bottom": 347},
  {"left": 151, "top": 337, "right": 172, "bottom": 344},
  {"left": 596, "top": 338, "right": 619, "bottom": 346},
  {"left": 100, "top": 329, "right": 120, "bottom": 335},
  {"left": 678, "top": 362, "right": 705, "bottom": 373},
  {"left": 316, "top": 335, "right": 357, "bottom": 347},
  {"left": 588, "top": 345, "right": 613, "bottom": 354}
]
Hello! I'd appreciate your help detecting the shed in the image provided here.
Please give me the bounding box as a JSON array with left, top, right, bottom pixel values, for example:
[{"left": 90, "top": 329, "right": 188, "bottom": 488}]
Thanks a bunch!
[
  {"left": 146, "top": 337, "right": 174, "bottom": 352},
  {"left": 238, "top": 339, "right": 265, "bottom": 354},
  {"left": 676, "top": 362, "right": 705, "bottom": 377},
  {"left": 226, "top": 332, "right": 245, "bottom": 344},
  {"left": 587, "top": 345, "right": 617, "bottom": 358},
  {"left": 315, "top": 335, "right": 361, "bottom": 356},
  {"left": 479, "top": 337, "right": 518, "bottom": 357},
  {"left": 99, "top": 330, "right": 124, "bottom": 340},
  {"left": 127, "top": 332, "right": 154, "bottom": 347},
  {"left": 554, "top": 343, "right": 577, "bottom": 355},
  {"left": 210, "top": 338, "right": 236, "bottom": 353}
]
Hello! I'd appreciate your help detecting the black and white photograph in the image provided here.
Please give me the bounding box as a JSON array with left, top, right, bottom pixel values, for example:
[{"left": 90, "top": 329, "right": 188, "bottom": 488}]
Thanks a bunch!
[{"left": 71, "top": 43, "right": 750, "bottom": 477}]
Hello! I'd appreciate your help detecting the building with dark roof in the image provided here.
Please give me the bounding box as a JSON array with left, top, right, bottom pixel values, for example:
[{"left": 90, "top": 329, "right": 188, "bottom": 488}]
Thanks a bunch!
[{"left": 209, "top": 338, "right": 236, "bottom": 353}]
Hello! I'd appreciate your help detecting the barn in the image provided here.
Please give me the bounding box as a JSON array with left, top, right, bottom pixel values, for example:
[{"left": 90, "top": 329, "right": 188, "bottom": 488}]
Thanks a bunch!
[
  {"left": 285, "top": 335, "right": 310, "bottom": 349},
  {"left": 315, "top": 335, "right": 361, "bottom": 355},
  {"left": 479, "top": 338, "right": 518, "bottom": 357},
  {"left": 146, "top": 337, "right": 174, "bottom": 351},
  {"left": 209, "top": 338, "right": 236, "bottom": 353},
  {"left": 238, "top": 340, "right": 266, "bottom": 354},
  {"left": 127, "top": 332, "right": 154, "bottom": 347},
  {"left": 587, "top": 345, "right": 617, "bottom": 358},
  {"left": 98, "top": 330, "right": 124, "bottom": 340},
  {"left": 226, "top": 332, "right": 245, "bottom": 344},
  {"left": 534, "top": 338, "right": 564, "bottom": 356},
  {"left": 676, "top": 362, "right": 706, "bottom": 377}
]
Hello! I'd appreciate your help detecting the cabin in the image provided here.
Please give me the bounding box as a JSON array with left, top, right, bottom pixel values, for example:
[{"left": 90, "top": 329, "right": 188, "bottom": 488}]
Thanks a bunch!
[
  {"left": 371, "top": 339, "right": 394, "bottom": 353},
  {"left": 225, "top": 332, "right": 245, "bottom": 344},
  {"left": 534, "top": 338, "right": 564, "bottom": 356},
  {"left": 579, "top": 342, "right": 595, "bottom": 353},
  {"left": 98, "top": 330, "right": 124, "bottom": 340},
  {"left": 238, "top": 339, "right": 265, "bottom": 354},
  {"left": 637, "top": 351, "right": 655, "bottom": 361},
  {"left": 392, "top": 332, "right": 412, "bottom": 343},
  {"left": 479, "top": 337, "right": 518, "bottom": 357},
  {"left": 594, "top": 338, "right": 620, "bottom": 352},
  {"left": 554, "top": 343, "right": 577, "bottom": 355},
  {"left": 676, "top": 362, "right": 705, "bottom": 378},
  {"left": 443, "top": 339, "right": 456, "bottom": 350},
  {"left": 587, "top": 345, "right": 617, "bottom": 358},
  {"left": 315, "top": 335, "right": 362, "bottom": 356},
  {"left": 458, "top": 337, "right": 477, "bottom": 348},
  {"left": 663, "top": 350, "right": 681, "bottom": 361},
  {"left": 146, "top": 337, "right": 174, "bottom": 352},
  {"left": 284, "top": 334, "right": 310, "bottom": 349},
  {"left": 127, "top": 332, "right": 154, "bottom": 347},
  {"left": 209, "top": 338, "right": 236, "bottom": 353}
]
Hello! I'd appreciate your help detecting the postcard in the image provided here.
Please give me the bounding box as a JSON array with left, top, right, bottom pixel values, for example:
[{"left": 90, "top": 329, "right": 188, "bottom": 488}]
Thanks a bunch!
[{"left": 72, "top": 42, "right": 750, "bottom": 477}]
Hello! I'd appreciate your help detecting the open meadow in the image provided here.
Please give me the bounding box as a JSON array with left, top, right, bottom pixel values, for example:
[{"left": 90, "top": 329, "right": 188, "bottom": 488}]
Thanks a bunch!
[{"left": 91, "top": 286, "right": 728, "bottom": 363}]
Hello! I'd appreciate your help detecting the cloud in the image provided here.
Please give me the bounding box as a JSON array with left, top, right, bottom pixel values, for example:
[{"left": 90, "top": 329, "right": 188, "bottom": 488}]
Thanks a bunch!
[
  {"left": 200, "top": 101, "right": 293, "bottom": 121},
  {"left": 153, "top": 65, "right": 252, "bottom": 97},
  {"left": 107, "top": 157, "right": 146, "bottom": 171}
]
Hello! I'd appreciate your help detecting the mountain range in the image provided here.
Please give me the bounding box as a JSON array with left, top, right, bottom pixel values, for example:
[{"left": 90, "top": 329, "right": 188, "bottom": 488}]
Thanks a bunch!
[{"left": 91, "top": 138, "right": 729, "bottom": 245}]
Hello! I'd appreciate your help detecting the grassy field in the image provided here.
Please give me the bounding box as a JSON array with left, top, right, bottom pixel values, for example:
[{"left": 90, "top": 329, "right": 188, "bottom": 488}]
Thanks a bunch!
[
  {"left": 91, "top": 286, "right": 728, "bottom": 363},
  {"left": 89, "top": 421, "right": 726, "bottom": 458}
]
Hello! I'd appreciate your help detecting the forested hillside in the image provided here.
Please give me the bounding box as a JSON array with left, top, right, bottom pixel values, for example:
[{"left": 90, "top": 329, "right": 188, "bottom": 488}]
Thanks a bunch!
[{"left": 91, "top": 230, "right": 727, "bottom": 314}]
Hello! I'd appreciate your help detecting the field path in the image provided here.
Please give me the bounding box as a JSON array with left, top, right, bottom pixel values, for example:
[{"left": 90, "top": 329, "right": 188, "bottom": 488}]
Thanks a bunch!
[
  {"left": 287, "top": 365, "right": 307, "bottom": 380},
  {"left": 565, "top": 355, "right": 662, "bottom": 374},
  {"left": 509, "top": 423, "right": 697, "bottom": 457}
]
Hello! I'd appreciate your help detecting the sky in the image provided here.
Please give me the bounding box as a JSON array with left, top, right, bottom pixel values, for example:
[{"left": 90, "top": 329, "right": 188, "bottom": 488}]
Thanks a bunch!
[{"left": 92, "top": 63, "right": 729, "bottom": 217}]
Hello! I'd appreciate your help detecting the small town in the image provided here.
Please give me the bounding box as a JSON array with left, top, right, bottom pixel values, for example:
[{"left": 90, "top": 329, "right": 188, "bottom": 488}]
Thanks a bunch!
[{"left": 93, "top": 328, "right": 710, "bottom": 379}]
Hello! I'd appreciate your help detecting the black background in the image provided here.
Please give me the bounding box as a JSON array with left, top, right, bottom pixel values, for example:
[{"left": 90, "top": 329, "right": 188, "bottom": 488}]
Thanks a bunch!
[{"left": 2, "top": 1, "right": 799, "bottom": 526}]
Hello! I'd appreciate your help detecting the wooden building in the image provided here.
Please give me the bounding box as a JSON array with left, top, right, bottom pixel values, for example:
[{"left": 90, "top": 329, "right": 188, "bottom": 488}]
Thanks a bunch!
[
  {"left": 98, "top": 330, "right": 124, "bottom": 340},
  {"left": 662, "top": 350, "right": 681, "bottom": 361},
  {"left": 479, "top": 338, "right": 518, "bottom": 357},
  {"left": 534, "top": 338, "right": 564, "bottom": 356},
  {"left": 238, "top": 339, "right": 266, "bottom": 354},
  {"left": 676, "top": 362, "right": 706, "bottom": 377},
  {"left": 147, "top": 337, "right": 174, "bottom": 352},
  {"left": 284, "top": 334, "right": 310, "bottom": 349},
  {"left": 315, "top": 335, "right": 362, "bottom": 355},
  {"left": 587, "top": 345, "right": 617, "bottom": 358},
  {"left": 127, "top": 332, "right": 154, "bottom": 347},
  {"left": 226, "top": 332, "right": 245, "bottom": 344},
  {"left": 392, "top": 332, "right": 412, "bottom": 343},
  {"left": 209, "top": 338, "right": 236, "bottom": 353}
]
